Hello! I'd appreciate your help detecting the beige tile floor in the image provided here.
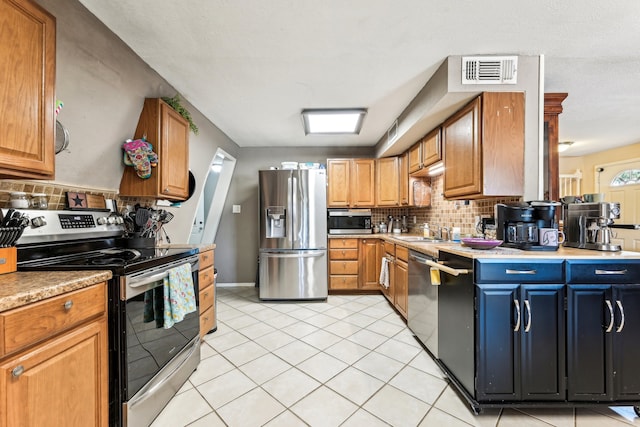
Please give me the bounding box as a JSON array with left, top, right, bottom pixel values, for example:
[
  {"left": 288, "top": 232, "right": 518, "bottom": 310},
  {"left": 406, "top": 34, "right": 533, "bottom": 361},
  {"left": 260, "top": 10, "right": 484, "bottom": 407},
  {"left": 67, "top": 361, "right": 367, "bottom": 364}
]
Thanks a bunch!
[{"left": 152, "top": 286, "right": 640, "bottom": 427}]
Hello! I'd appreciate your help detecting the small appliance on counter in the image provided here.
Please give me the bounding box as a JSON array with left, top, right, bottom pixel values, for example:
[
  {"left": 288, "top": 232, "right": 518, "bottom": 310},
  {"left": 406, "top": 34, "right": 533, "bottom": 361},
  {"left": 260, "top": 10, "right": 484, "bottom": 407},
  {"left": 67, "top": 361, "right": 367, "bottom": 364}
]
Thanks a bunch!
[
  {"left": 495, "top": 201, "right": 561, "bottom": 251},
  {"left": 564, "top": 202, "right": 622, "bottom": 251}
]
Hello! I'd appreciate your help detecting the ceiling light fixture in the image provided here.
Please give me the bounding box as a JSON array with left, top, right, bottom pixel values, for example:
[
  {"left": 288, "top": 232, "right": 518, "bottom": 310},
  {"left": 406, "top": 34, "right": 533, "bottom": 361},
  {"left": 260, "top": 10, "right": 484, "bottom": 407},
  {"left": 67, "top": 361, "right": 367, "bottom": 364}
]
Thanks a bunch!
[
  {"left": 302, "top": 108, "right": 367, "bottom": 135},
  {"left": 558, "top": 141, "right": 574, "bottom": 153}
]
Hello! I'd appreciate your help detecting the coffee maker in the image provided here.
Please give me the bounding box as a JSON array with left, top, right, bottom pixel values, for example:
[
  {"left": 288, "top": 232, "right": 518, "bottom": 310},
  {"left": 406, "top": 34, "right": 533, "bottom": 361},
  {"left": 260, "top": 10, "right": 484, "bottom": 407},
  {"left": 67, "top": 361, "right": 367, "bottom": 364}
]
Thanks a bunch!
[
  {"left": 564, "top": 202, "right": 621, "bottom": 251},
  {"left": 495, "top": 202, "right": 559, "bottom": 251}
]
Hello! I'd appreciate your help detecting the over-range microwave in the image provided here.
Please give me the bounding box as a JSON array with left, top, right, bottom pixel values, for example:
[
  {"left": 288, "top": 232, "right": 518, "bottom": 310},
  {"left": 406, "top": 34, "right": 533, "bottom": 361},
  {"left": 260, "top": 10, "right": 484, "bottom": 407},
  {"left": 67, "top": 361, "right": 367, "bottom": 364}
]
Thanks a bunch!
[{"left": 328, "top": 209, "right": 372, "bottom": 234}]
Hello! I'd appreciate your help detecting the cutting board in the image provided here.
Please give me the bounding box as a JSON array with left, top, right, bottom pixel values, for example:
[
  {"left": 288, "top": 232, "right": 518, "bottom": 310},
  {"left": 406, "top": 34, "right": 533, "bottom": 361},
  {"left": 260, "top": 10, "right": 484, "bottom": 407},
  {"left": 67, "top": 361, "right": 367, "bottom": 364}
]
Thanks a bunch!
[{"left": 86, "top": 194, "right": 106, "bottom": 209}]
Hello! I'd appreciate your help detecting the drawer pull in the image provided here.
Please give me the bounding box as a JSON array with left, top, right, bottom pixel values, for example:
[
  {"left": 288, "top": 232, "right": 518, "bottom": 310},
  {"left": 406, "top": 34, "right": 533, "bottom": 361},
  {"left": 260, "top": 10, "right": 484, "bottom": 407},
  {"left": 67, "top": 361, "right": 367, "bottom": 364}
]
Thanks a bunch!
[
  {"left": 605, "top": 300, "right": 614, "bottom": 333},
  {"left": 616, "top": 300, "right": 625, "bottom": 333},
  {"left": 595, "top": 269, "right": 627, "bottom": 275},
  {"left": 505, "top": 269, "right": 537, "bottom": 275},
  {"left": 12, "top": 365, "right": 24, "bottom": 377},
  {"left": 513, "top": 299, "right": 521, "bottom": 332},
  {"left": 524, "top": 300, "right": 532, "bottom": 333},
  {"left": 63, "top": 300, "right": 74, "bottom": 311}
]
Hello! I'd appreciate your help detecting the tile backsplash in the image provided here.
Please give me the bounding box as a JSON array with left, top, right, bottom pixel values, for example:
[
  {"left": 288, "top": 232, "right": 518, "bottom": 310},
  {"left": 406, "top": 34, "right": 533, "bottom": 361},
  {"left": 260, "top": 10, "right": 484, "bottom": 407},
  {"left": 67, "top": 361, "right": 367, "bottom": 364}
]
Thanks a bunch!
[{"left": 372, "top": 175, "right": 521, "bottom": 236}]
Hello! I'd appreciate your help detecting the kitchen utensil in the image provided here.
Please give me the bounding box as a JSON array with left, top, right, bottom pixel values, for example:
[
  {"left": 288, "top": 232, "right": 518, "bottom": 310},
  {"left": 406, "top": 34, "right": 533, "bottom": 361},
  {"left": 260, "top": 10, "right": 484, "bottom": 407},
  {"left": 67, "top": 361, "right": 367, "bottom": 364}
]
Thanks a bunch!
[
  {"left": 461, "top": 238, "right": 503, "bottom": 250},
  {"left": 135, "top": 207, "right": 150, "bottom": 228},
  {"left": 55, "top": 120, "right": 70, "bottom": 154}
]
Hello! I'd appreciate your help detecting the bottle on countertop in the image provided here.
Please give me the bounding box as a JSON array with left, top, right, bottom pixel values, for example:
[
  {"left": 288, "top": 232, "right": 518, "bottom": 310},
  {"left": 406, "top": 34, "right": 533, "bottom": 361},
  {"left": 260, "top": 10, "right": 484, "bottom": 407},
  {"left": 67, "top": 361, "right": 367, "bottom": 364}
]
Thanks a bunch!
[
  {"left": 423, "top": 223, "right": 430, "bottom": 238},
  {"left": 452, "top": 226, "right": 461, "bottom": 242}
]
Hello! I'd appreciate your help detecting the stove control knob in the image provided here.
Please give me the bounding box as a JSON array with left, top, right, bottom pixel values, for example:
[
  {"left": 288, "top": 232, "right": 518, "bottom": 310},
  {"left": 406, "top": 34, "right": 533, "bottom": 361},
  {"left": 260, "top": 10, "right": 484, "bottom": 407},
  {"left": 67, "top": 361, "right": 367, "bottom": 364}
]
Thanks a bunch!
[
  {"left": 107, "top": 217, "right": 117, "bottom": 225},
  {"left": 113, "top": 216, "right": 124, "bottom": 225},
  {"left": 31, "top": 216, "right": 47, "bottom": 228},
  {"left": 97, "top": 217, "right": 108, "bottom": 225}
]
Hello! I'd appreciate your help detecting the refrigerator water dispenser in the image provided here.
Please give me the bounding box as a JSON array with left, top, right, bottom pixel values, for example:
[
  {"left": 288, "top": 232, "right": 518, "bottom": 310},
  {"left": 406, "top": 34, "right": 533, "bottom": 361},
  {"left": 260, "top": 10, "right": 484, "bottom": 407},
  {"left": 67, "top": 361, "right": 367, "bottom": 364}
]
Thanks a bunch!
[{"left": 265, "top": 206, "right": 286, "bottom": 238}]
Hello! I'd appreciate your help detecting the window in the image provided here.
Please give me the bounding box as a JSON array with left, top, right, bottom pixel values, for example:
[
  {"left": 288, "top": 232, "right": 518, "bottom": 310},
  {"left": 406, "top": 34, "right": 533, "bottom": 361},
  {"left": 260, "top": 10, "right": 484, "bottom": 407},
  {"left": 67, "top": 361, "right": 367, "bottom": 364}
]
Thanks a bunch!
[{"left": 611, "top": 169, "right": 640, "bottom": 186}]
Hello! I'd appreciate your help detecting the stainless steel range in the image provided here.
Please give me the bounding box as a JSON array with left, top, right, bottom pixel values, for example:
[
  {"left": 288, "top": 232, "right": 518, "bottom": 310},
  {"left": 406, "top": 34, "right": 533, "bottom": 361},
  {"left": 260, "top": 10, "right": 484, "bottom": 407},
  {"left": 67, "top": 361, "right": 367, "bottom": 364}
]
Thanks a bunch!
[{"left": 11, "top": 209, "right": 201, "bottom": 427}]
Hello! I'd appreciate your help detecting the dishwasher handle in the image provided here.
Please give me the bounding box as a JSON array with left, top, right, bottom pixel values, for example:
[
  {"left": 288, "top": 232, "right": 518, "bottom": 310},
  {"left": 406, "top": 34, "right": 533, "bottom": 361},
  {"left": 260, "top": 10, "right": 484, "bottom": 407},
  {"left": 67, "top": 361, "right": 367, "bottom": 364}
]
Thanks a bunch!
[{"left": 410, "top": 254, "right": 470, "bottom": 277}]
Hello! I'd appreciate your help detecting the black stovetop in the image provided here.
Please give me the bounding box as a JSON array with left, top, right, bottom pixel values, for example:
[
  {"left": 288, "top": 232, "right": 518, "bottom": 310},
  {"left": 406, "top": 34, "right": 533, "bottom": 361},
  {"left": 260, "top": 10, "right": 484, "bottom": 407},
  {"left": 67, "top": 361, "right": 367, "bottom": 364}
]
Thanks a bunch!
[{"left": 17, "top": 237, "right": 198, "bottom": 275}]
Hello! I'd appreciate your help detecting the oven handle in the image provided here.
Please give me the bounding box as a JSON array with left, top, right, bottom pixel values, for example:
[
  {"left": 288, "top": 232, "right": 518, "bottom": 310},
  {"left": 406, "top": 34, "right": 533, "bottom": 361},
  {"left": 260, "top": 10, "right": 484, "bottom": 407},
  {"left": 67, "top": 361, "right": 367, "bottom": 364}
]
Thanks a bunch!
[
  {"left": 128, "top": 257, "right": 199, "bottom": 289},
  {"left": 128, "top": 337, "right": 200, "bottom": 409}
]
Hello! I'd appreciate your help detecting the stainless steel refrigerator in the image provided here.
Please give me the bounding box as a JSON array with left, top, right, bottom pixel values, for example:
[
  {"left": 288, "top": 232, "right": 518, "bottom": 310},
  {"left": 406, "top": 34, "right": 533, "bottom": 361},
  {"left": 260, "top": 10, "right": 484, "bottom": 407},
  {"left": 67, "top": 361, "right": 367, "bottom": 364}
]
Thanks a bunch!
[{"left": 259, "top": 169, "right": 328, "bottom": 300}]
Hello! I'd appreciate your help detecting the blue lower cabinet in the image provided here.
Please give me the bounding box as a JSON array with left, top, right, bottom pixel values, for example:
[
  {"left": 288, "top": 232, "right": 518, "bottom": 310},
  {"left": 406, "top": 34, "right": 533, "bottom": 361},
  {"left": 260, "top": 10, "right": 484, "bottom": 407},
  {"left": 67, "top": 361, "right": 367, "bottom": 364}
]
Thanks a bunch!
[
  {"left": 476, "top": 283, "right": 565, "bottom": 402},
  {"left": 567, "top": 283, "right": 640, "bottom": 401}
]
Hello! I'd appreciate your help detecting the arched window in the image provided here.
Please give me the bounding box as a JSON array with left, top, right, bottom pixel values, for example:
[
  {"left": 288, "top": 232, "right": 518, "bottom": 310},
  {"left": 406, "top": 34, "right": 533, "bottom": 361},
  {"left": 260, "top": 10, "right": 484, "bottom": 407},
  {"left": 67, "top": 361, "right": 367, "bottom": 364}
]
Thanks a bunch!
[{"left": 611, "top": 169, "right": 640, "bottom": 186}]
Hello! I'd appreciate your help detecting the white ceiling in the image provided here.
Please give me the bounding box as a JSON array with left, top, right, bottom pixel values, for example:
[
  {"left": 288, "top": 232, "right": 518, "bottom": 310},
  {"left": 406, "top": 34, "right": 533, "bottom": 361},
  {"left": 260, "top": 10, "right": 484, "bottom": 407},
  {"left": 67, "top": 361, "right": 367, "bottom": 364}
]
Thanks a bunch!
[{"left": 78, "top": 0, "right": 640, "bottom": 158}]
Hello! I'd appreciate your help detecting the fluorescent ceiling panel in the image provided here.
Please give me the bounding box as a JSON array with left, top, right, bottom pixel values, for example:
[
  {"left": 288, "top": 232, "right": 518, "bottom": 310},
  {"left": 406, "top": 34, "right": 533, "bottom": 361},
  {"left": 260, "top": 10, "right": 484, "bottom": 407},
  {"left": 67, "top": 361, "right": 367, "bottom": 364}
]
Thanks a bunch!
[{"left": 302, "top": 109, "right": 367, "bottom": 134}]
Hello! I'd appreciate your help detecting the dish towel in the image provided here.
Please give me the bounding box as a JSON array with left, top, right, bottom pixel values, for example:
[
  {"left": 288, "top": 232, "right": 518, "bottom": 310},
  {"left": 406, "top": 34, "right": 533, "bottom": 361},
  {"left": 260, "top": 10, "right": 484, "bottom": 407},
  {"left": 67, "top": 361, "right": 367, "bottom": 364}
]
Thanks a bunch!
[
  {"left": 379, "top": 257, "right": 389, "bottom": 289},
  {"left": 163, "top": 263, "right": 196, "bottom": 329}
]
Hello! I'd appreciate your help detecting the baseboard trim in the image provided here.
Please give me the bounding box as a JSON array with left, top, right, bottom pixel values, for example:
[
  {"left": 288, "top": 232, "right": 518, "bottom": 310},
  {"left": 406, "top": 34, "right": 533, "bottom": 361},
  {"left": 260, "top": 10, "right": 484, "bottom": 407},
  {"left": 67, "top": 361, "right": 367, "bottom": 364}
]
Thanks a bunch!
[{"left": 217, "top": 282, "right": 255, "bottom": 288}]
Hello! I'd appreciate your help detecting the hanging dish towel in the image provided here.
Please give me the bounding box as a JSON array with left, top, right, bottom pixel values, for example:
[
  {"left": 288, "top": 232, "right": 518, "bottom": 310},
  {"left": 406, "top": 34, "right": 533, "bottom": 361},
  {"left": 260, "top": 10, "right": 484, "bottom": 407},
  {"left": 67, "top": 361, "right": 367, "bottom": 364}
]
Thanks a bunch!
[
  {"left": 163, "top": 263, "right": 196, "bottom": 329},
  {"left": 379, "top": 257, "right": 389, "bottom": 289}
]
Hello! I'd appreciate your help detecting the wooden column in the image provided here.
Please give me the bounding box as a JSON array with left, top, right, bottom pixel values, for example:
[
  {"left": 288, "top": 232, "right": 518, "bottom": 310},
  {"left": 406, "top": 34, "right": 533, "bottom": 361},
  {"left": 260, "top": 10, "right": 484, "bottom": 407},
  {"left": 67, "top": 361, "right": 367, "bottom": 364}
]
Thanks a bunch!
[{"left": 544, "top": 93, "right": 568, "bottom": 201}]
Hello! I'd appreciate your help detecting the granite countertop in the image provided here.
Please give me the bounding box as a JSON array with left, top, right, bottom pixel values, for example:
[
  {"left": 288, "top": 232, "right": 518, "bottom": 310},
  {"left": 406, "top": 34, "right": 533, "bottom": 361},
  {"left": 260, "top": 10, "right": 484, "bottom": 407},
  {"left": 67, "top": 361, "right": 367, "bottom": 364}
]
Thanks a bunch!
[
  {"left": 440, "top": 245, "right": 640, "bottom": 260},
  {"left": 328, "top": 233, "right": 640, "bottom": 260},
  {"left": 0, "top": 270, "right": 113, "bottom": 313}
]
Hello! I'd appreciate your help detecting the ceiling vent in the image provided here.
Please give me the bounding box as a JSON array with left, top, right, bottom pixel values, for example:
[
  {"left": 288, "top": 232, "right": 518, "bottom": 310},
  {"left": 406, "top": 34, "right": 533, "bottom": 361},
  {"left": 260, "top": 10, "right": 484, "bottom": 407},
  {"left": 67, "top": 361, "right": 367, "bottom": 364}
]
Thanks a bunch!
[{"left": 462, "top": 56, "right": 518, "bottom": 84}]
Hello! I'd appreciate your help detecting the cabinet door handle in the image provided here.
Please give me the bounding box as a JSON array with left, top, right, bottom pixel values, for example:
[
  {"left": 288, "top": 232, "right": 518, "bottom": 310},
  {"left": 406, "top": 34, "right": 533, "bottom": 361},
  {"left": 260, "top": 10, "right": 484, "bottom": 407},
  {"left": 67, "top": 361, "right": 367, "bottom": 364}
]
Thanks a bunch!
[
  {"left": 605, "top": 300, "right": 614, "bottom": 333},
  {"left": 616, "top": 300, "right": 625, "bottom": 332},
  {"left": 505, "top": 269, "right": 537, "bottom": 275},
  {"left": 12, "top": 365, "right": 24, "bottom": 377},
  {"left": 524, "top": 300, "right": 532, "bottom": 333},
  {"left": 64, "top": 300, "right": 74, "bottom": 311},
  {"left": 513, "top": 299, "right": 521, "bottom": 332},
  {"left": 595, "top": 269, "right": 628, "bottom": 275}
]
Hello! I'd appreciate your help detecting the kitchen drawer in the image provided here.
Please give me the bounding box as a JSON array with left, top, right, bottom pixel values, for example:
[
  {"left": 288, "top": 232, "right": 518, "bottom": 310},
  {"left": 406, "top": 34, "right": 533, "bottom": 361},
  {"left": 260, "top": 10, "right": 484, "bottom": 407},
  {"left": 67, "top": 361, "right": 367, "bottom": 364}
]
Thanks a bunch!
[
  {"left": 395, "top": 245, "right": 409, "bottom": 262},
  {"left": 330, "top": 260, "right": 359, "bottom": 275},
  {"left": 330, "top": 275, "right": 358, "bottom": 289},
  {"left": 566, "top": 260, "right": 640, "bottom": 284},
  {"left": 200, "top": 306, "right": 215, "bottom": 339},
  {"left": 199, "top": 250, "right": 214, "bottom": 270},
  {"left": 200, "top": 281, "right": 214, "bottom": 312},
  {"left": 475, "top": 259, "right": 564, "bottom": 284},
  {"left": 0, "top": 283, "right": 106, "bottom": 357},
  {"left": 329, "top": 238, "right": 358, "bottom": 249},
  {"left": 384, "top": 241, "right": 395, "bottom": 255},
  {"left": 199, "top": 265, "right": 215, "bottom": 287},
  {"left": 329, "top": 248, "right": 358, "bottom": 260}
]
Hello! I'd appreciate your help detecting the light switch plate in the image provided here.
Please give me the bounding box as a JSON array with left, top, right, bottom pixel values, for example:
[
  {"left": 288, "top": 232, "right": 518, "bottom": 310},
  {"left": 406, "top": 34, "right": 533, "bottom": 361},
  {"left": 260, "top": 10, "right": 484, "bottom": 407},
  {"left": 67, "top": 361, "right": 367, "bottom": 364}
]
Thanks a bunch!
[{"left": 232, "top": 205, "right": 241, "bottom": 213}]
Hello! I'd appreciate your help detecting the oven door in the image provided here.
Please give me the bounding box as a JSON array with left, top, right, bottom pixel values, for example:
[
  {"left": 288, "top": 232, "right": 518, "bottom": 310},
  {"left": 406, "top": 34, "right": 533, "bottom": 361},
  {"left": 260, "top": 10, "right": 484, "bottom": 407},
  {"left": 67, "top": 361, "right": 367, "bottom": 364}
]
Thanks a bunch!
[{"left": 122, "top": 255, "right": 200, "bottom": 426}]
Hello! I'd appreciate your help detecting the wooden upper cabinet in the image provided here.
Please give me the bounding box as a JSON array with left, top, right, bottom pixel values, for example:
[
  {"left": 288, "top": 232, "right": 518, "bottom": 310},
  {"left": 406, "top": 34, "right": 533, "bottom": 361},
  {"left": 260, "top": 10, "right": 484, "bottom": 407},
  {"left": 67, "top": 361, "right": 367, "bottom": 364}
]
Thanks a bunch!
[
  {"left": 119, "top": 98, "right": 190, "bottom": 200},
  {"left": 351, "top": 159, "right": 375, "bottom": 207},
  {"left": 399, "top": 152, "right": 409, "bottom": 205},
  {"left": 408, "top": 143, "right": 421, "bottom": 173},
  {"left": 442, "top": 92, "right": 525, "bottom": 199},
  {"left": 327, "top": 159, "right": 375, "bottom": 207},
  {"left": 327, "top": 159, "right": 351, "bottom": 207},
  {"left": 421, "top": 128, "right": 442, "bottom": 168},
  {"left": 0, "top": 0, "right": 56, "bottom": 179},
  {"left": 376, "top": 157, "right": 400, "bottom": 206}
]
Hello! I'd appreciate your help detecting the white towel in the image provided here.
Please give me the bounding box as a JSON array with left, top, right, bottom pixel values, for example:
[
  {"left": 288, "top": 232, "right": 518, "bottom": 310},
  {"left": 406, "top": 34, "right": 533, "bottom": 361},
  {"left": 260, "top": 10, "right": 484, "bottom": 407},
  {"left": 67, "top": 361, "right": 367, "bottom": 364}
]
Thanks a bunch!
[{"left": 379, "top": 257, "right": 389, "bottom": 289}]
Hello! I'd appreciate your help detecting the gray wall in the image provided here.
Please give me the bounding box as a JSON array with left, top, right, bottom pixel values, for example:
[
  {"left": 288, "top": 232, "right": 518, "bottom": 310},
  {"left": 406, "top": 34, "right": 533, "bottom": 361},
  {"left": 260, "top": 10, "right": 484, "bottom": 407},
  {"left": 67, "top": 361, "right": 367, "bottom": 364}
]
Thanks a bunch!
[
  {"left": 215, "top": 146, "right": 372, "bottom": 283},
  {"left": 35, "top": 0, "right": 240, "bottom": 242}
]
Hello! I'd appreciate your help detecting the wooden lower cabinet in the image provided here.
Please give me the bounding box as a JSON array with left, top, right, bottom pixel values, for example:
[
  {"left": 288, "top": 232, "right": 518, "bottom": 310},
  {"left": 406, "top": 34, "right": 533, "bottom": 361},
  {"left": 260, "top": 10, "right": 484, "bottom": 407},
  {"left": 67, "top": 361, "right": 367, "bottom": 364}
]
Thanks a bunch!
[
  {"left": 198, "top": 248, "right": 216, "bottom": 338},
  {"left": 0, "top": 282, "right": 108, "bottom": 427},
  {"left": 359, "top": 239, "right": 380, "bottom": 290},
  {"left": 394, "top": 246, "right": 409, "bottom": 319},
  {"left": 329, "top": 238, "right": 380, "bottom": 291}
]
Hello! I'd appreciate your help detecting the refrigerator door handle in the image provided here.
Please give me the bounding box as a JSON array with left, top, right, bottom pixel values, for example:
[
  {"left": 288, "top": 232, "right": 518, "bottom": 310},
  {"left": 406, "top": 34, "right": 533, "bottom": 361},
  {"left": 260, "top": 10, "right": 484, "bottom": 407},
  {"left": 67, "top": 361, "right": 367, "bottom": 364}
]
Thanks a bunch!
[{"left": 261, "top": 250, "right": 325, "bottom": 258}]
